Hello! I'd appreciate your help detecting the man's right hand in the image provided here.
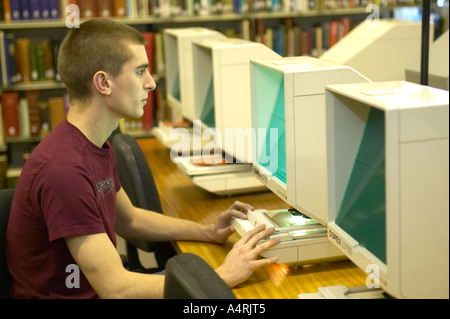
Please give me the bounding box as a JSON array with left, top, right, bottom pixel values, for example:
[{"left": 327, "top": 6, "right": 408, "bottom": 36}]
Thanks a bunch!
[{"left": 215, "top": 224, "right": 280, "bottom": 288}]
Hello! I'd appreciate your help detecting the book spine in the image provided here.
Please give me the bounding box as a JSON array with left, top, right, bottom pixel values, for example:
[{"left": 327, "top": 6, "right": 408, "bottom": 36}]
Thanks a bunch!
[
  {"left": 158, "top": 0, "right": 170, "bottom": 17},
  {"left": 137, "top": 0, "right": 149, "bottom": 17},
  {"left": 222, "top": 0, "right": 232, "bottom": 13},
  {"left": 5, "top": 33, "right": 16, "bottom": 85},
  {"left": 51, "top": 38, "right": 61, "bottom": 81},
  {"left": 35, "top": 42, "right": 45, "bottom": 81},
  {"left": 48, "top": 0, "right": 59, "bottom": 19},
  {"left": 329, "top": 20, "right": 338, "bottom": 47},
  {"left": 293, "top": 25, "right": 301, "bottom": 56},
  {"left": 0, "top": 31, "right": 8, "bottom": 86},
  {"left": 322, "top": 21, "right": 330, "bottom": 50},
  {"left": 59, "top": 0, "right": 70, "bottom": 19},
  {"left": 19, "top": 98, "right": 31, "bottom": 138},
  {"left": 10, "top": 0, "right": 22, "bottom": 20},
  {"left": 341, "top": 18, "right": 350, "bottom": 37},
  {"left": 265, "top": 27, "right": 272, "bottom": 49},
  {"left": 20, "top": 0, "right": 31, "bottom": 19},
  {"left": 97, "top": 0, "right": 113, "bottom": 17},
  {"left": 48, "top": 96, "right": 66, "bottom": 130},
  {"left": 30, "top": 42, "right": 38, "bottom": 81},
  {"left": 2, "top": 0, "right": 12, "bottom": 22},
  {"left": 273, "top": 26, "right": 282, "bottom": 55},
  {"left": 39, "top": 0, "right": 50, "bottom": 19},
  {"left": 315, "top": 25, "right": 323, "bottom": 57},
  {"left": 78, "top": 0, "right": 97, "bottom": 18},
  {"left": 39, "top": 101, "right": 50, "bottom": 135},
  {"left": 279, "top": 24, "right": 286, "bottom": 56},
  {"left": 285, "top": 18, "right": 293, "bottom": 57},
  {"left": 306, "top": 28, "right": 312, "bottom": 55},
  {"left": 1, "top": 92, "right": 20, "bottom": 137},
  {"left": 255, "top": 19, "right": 264, "bottom": 44},
  {"left": 141, "top": 32, "right": 154, "bottom": 73},
  {"left": 15, "top": 38, "right": 32, "bottom": 83},
  {"left": 154, "top": 31, "right": 164, "bottom": 74},
  {"left": 25, "top": 90, "right": 42, "bottom": 137},
  {"left": 113, "top": 0, "right": 126, "bottom": 16},
  {"left": 29, "top": 0, "right": 41, "bottom": 19},
  {"left": 126, "top": 0, "right": 133, "bottom": 18},
  {"left": 42, "top": 39, "right": 55, "bottom": 80}
]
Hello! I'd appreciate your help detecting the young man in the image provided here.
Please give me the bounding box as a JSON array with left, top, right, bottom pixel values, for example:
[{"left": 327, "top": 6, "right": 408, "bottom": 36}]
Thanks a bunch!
[{"left": 6, "top": 19, "right": 279, "bottom": 299}]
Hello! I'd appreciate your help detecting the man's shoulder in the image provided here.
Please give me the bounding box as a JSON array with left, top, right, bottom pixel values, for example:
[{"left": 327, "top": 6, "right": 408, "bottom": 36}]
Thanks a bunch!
[
  {"left": 19, "top": 128, "right": 88, "bottom": 189},
  {"left": 33, "top": 123, "right": 88, "bottom": 161}
]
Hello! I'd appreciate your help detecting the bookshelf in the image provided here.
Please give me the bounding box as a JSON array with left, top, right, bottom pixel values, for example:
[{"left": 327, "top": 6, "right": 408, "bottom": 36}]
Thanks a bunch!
[
  {"left": 1, "top": 81, "right": 66, "bottom": 91},
  {"left": 0, "top": 0, "right": 415, "bottom": 188}
]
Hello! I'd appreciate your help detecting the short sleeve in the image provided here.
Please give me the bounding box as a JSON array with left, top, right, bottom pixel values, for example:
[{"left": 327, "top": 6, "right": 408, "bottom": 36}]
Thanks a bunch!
[{"left": 37, "top": 162, "right": 106, "bottom": 242}]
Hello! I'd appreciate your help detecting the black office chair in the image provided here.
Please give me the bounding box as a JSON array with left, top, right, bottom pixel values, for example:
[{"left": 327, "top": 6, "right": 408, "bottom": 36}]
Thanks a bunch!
[
  {"left": 109, "top": 133, "right": 176, "bottom": 273},
  {"left": 0, "top": 188, "right": 14, "bottom": 299},
  {"left": 164, "top": 253, "right": 236, "bottom": 299}
]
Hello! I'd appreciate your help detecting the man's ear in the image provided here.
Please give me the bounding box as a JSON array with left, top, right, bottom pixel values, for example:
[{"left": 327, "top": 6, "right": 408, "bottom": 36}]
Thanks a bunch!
[{"left": 92, "top": 71, "right": 111, "bottom": 96}]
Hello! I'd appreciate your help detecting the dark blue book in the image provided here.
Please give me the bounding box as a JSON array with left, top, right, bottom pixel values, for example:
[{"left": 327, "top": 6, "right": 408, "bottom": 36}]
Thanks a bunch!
[
  {"left": 29, "top": 0, "right": 41, "bottom": 19},
  {"left": 274, "top": 28, "right": 282, "bottom": 55},
  {"left": 46, "top": 0, "right": 59, "bottom": 19},
  {"left": 20, "top": 0, "right": 31, "bottom": 20},
  {"left": 2, "top": 32, "right": 17, "bottom": 86},
  {"left": 232, "top": 0, "right": 239, "bottom": 13},
  {"left": 10, "top": 0, "right": 22, "bottom": 20}
]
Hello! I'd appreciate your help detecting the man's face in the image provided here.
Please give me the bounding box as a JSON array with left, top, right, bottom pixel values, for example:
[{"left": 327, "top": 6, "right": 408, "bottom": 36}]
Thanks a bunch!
[{"left": 108, "top": 43, "right": 156, "bottom": 119}]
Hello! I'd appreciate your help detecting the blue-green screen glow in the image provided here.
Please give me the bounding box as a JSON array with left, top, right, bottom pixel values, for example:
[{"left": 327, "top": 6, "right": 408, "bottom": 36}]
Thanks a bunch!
[{"left": 336, "top": 108, "right": 386, "bottom": 263}]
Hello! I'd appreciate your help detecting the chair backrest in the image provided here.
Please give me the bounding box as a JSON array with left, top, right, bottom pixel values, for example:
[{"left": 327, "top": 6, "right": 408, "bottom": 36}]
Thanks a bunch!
[
  {"left": 0, "top": 188, "right": 15, "bottom": 299},
  {"left": 110, "top": 133, "right": 162, "bottom": 213},
  {"left": 164, "top": 253, "right": 236, "bottom": 299},
  {"left": 110, "top": 133, "right": 176, "bottom": 271}
]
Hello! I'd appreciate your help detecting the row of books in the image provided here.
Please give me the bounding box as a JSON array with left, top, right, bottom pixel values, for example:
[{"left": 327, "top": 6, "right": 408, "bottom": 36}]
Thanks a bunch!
[
  {"left": 256, "top": 17, "right": 356, "bottom": 57},
  {"left": 0, "top": 0, "right": 127, "bottom": 22},
  {"left": 0, "top": 30, "right": 159, "bottom": 87},
  {"left": 0, "top": 32, "right": 60, "bottom": 87},
  {"left": 1, "top": 17, "right": 355, "bottom": 87},
  {"left": 76, "top": 0, "right": 421, "bottom": 18},
  {"left": 0, "top": 0, "right": 420, "bottom": 22},
  {"left": 0, "top": 88, "right": 158, "bottom": 141},
  {"left": 1, "top": 90, "right": 68, "bottom": 139}
]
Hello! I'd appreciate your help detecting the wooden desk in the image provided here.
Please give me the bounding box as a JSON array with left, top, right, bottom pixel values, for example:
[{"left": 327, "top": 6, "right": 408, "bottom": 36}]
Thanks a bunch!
[{"left": 137, "top": 137, "right": 368, "bottom": 299}]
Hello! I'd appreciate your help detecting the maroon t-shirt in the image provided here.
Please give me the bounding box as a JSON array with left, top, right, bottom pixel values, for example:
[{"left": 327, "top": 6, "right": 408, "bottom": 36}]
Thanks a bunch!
[{"left": 6, "top": 120, "right": 121, "bottom": 298}]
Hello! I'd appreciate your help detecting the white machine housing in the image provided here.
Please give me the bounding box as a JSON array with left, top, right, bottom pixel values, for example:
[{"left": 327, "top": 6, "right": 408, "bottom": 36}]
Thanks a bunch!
[
  {"left": 320, "top": 19, "right": 433, "bottom": 82},
  {"left": 250, "top": 57, "right": 371, "bottom": 225},
  {"left": 177, "top": 158, "right": 263, "bottom": 195},
  {"left": 405, "top": 29, "right": 449, "bottom": 90},
  {"left": 191, "top": 38, "right": 280, "bottom": 163},
  {"left": 325, "top": 81, "right": 449, "bottom": 299},
  {"left": 232, "top": 209, "right": 345, "bottom": 266},
  {"left": 163, "top": 27, "right": 226, "bottom": 120}
]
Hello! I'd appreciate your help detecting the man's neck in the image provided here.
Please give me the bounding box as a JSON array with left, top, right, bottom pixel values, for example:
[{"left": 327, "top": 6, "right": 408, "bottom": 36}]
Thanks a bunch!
[{"left": 66, "top": 99, "right": 120, "bottom": 148}]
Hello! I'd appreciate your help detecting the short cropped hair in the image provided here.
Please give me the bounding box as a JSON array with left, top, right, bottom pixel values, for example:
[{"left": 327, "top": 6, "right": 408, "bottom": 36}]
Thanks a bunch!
[{"left": 58, "top": 18, "right": 145, "bottom": 103}]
